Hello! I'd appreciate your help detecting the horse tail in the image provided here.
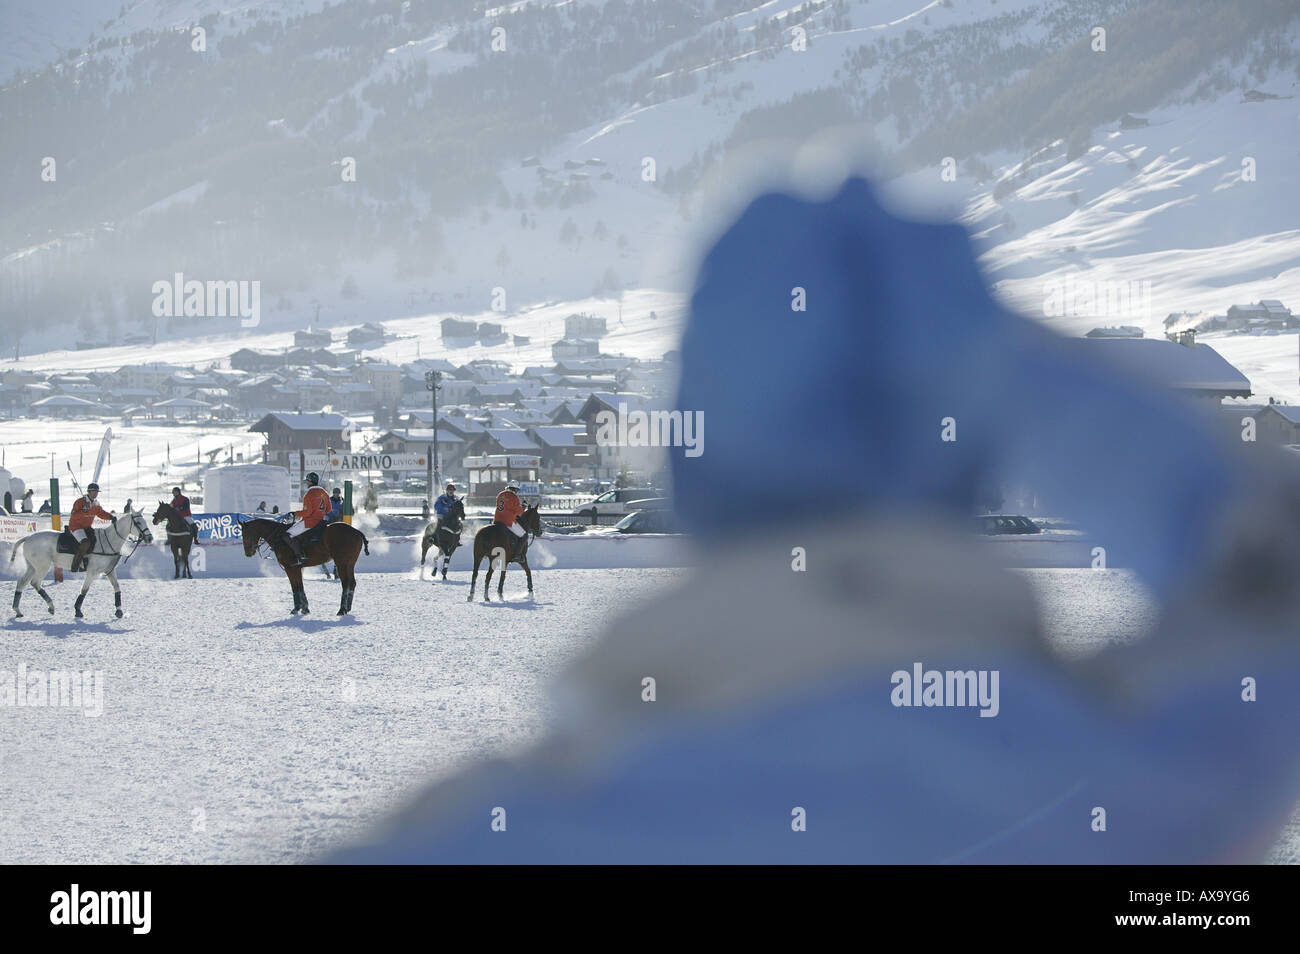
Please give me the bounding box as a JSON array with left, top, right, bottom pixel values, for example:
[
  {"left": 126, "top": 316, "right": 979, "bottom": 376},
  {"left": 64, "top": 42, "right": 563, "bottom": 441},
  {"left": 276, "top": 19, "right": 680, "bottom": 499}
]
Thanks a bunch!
[
  {"left": 362, "top": 534, "right": 369, "bottom": 556},
  {"left": 8, "top": 536, "right": 26, "bottom": 564}
]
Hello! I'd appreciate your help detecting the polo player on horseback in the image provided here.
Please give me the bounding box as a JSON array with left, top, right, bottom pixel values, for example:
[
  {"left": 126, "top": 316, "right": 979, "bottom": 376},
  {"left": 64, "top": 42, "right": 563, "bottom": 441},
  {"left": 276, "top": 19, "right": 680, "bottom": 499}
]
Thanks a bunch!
[
  {"left": 69, "top": 482, "right": 113, "bottom": 572},
  {"left": 171, "top": 485, "right": 199, "bottom": 545},
  {"left": 434, "top": 482, "right": 458, "bottom": 520},
  {"left": 494, "top": 483, "right": 528, "bottom": 561},
  {"left": 435, "top": 482, "right": 460, "bottom": 542},
  {"left": 286, "top": 472, "right": 331, "bottom": 565}
]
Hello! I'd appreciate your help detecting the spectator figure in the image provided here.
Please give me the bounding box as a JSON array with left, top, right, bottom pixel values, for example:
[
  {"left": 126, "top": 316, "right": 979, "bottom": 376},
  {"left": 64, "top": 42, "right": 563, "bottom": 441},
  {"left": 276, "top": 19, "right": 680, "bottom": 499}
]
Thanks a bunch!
[
  {"left": 421, "top": 499, "right": 431, "bottom": 521},
  {"left": 328, "top": 487, "right": 344, "bottom": 522},
  {"left": 21, "top": 489, "right": 34, "bottom": 512},
  {"left": 123, "top": 498, "right": 132, "bottom": 513},
  {"left": 37, "top": 499, "right": 52, "bottom": 515},
  {"left": 328, "top": 176, "right": 1300, "bottom": 864},
  {"left": 256, "top": 501, "right": 268, "bottom": 513}
]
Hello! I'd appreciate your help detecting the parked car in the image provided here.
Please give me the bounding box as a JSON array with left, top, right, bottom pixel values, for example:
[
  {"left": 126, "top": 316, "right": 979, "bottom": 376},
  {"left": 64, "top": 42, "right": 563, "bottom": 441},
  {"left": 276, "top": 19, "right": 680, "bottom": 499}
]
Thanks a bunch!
[
  {"left": 571, "top": 488, "right": 661, "bottom": 519},
  {"left": 976, "top": 514, "right": 1041, "bottom": 535},
  {"left": 625, "top": 496, "right": 671, "bottom": 512},
  {"left": 614, "top": 509, "right": 682, "bottom": 534}
]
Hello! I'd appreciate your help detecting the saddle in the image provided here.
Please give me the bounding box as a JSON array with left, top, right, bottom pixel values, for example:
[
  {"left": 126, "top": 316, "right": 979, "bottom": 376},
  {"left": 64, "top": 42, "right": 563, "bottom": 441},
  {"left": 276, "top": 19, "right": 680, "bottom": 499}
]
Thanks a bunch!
[
  {"left": 57, "top": 529, "right": 92, "bottom": 554},
  {"left": 289, "top": 522, "right": 327, "bottom": 549}
]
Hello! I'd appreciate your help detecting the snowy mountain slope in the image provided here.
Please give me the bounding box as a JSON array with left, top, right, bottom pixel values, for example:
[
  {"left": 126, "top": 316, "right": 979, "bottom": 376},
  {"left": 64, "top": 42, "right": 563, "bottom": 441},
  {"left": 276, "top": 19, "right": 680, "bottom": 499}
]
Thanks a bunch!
[
  {"left": 951, "top": 46, "right": 1300, "bottom": 400},
  {"left": 0, "top": 0, "right": 110, "bottom": 81},
  {"left": 976, "top": 77, "right": 1300, "bottom": 297},
  {"left": 0, "top": 0, "right": 333, "bottom": 81},
  {"left": 2, "top": 0, "right": 1297, "bottom": 393},
  {"left": 0, "top": 1, "right": 1149, "bottom": 331}
]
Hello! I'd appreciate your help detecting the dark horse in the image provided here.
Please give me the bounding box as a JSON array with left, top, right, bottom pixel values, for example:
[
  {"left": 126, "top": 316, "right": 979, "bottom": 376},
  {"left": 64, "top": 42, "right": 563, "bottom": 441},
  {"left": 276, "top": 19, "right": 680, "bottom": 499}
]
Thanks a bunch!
[
  {"left": 239, "top": 517, "right": 369, "bottom": 615},
  {"left": 420, "top": 497, "right": 466, "bottom": 580},
  {"left": 152, "top": 500, "right": 197, "bottom": 579},
  {"left": 467, "top": 504, "right": 542, "bottom": 602}
]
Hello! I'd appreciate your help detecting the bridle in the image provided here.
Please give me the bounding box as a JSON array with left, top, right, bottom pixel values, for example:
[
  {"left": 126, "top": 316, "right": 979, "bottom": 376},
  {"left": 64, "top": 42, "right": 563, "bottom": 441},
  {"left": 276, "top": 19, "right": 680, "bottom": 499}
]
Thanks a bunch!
[
  {"left": 444, "top": 502, "right": 465, "bottom": 533},
  {"left": 100, "top": 511, "right": 153, "bottom": 563},
  {"left": 244, "top": 519, "right": 290, "bottom": 561},
  {"left": 522, "top": 507, "right": 541, "bottom": 541},
  {"left": 155, "top": 502, "right": 191, "bottom": 538}
]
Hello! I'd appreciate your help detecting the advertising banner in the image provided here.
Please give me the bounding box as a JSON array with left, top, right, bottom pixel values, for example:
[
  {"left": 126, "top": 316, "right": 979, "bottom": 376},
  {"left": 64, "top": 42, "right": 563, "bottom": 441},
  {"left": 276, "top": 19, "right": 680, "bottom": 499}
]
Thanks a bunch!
[
  {"left": 0, "top": 515, "right": 42, "bottom": 544},
  {"left": 192, "top": 512, "right": 290, "bottom": 544}
]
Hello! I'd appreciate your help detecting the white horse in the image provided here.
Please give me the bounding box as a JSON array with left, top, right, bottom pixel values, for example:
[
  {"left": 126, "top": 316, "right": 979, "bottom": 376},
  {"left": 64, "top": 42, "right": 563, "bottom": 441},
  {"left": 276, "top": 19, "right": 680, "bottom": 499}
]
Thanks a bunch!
[{"left": 9, "top": 510, "right": 153, "bottom": 619}]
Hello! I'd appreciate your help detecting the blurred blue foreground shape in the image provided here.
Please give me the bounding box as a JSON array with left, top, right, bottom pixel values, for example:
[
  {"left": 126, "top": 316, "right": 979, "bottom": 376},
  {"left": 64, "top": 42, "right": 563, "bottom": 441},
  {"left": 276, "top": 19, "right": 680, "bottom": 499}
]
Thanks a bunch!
[{"left": 330, "top": 178, "right": 1300, "bottom": 863}]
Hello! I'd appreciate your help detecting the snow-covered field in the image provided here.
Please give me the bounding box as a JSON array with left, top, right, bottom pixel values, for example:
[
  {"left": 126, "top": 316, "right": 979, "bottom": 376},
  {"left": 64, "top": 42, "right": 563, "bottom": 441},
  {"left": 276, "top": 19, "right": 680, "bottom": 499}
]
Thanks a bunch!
[
  {"left": 2, "top": 565, "right": 1296, "bottom": 863},
  {"left": 0, "top": 567, "right": 685, "bottom": 863}
]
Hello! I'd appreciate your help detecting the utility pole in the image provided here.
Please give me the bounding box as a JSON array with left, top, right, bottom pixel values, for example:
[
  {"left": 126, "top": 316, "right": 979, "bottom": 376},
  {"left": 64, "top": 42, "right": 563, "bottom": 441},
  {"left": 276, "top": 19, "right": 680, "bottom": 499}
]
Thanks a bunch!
[{"left": 425, "top": 369, "right": 442, "bottom": 494}]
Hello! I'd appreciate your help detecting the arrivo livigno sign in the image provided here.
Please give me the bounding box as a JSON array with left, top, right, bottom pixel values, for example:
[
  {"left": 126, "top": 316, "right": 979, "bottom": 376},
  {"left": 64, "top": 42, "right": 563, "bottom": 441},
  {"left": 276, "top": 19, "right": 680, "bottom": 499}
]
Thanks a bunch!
[{"left": 302, "top": 452, "right": 428, "bottom": 472}]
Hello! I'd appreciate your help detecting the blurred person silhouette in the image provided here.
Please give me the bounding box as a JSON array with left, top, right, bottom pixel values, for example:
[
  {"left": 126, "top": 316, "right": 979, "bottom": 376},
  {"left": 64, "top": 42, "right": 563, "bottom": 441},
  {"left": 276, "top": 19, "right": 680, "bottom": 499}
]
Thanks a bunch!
[{"left": 329, "top": 178, "right": 1300, "bottom": 863}]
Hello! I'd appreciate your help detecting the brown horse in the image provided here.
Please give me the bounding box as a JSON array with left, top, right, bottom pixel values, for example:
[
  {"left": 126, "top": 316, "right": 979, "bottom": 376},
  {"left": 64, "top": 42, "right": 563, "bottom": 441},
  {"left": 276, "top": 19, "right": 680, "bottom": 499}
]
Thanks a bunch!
[
  {"left": 239, "top": 517, "right": 369, "bottom": 615},
  {"left": 152, "top": 500, "right": 197, "bottom": 579},
  {"left": 467, "top": 504, "right": 542, "bottom": 602},
  {"left": 421, "top": 496, "right": 465, "bottom": 580}
]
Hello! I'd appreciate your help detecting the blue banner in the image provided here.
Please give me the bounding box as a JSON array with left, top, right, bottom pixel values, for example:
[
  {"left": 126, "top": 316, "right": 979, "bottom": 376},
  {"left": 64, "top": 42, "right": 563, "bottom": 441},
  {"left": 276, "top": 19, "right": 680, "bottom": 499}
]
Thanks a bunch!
[{"left": 192, "top": 512, "right": 291, "bottom": 543}]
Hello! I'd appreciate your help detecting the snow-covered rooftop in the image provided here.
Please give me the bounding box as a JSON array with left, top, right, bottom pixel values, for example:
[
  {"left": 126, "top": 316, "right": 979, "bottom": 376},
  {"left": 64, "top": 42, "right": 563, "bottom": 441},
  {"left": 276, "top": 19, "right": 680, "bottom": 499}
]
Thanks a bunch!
[{"left": 1076, "top": 339, "right": 1251, "bottom": 395}]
